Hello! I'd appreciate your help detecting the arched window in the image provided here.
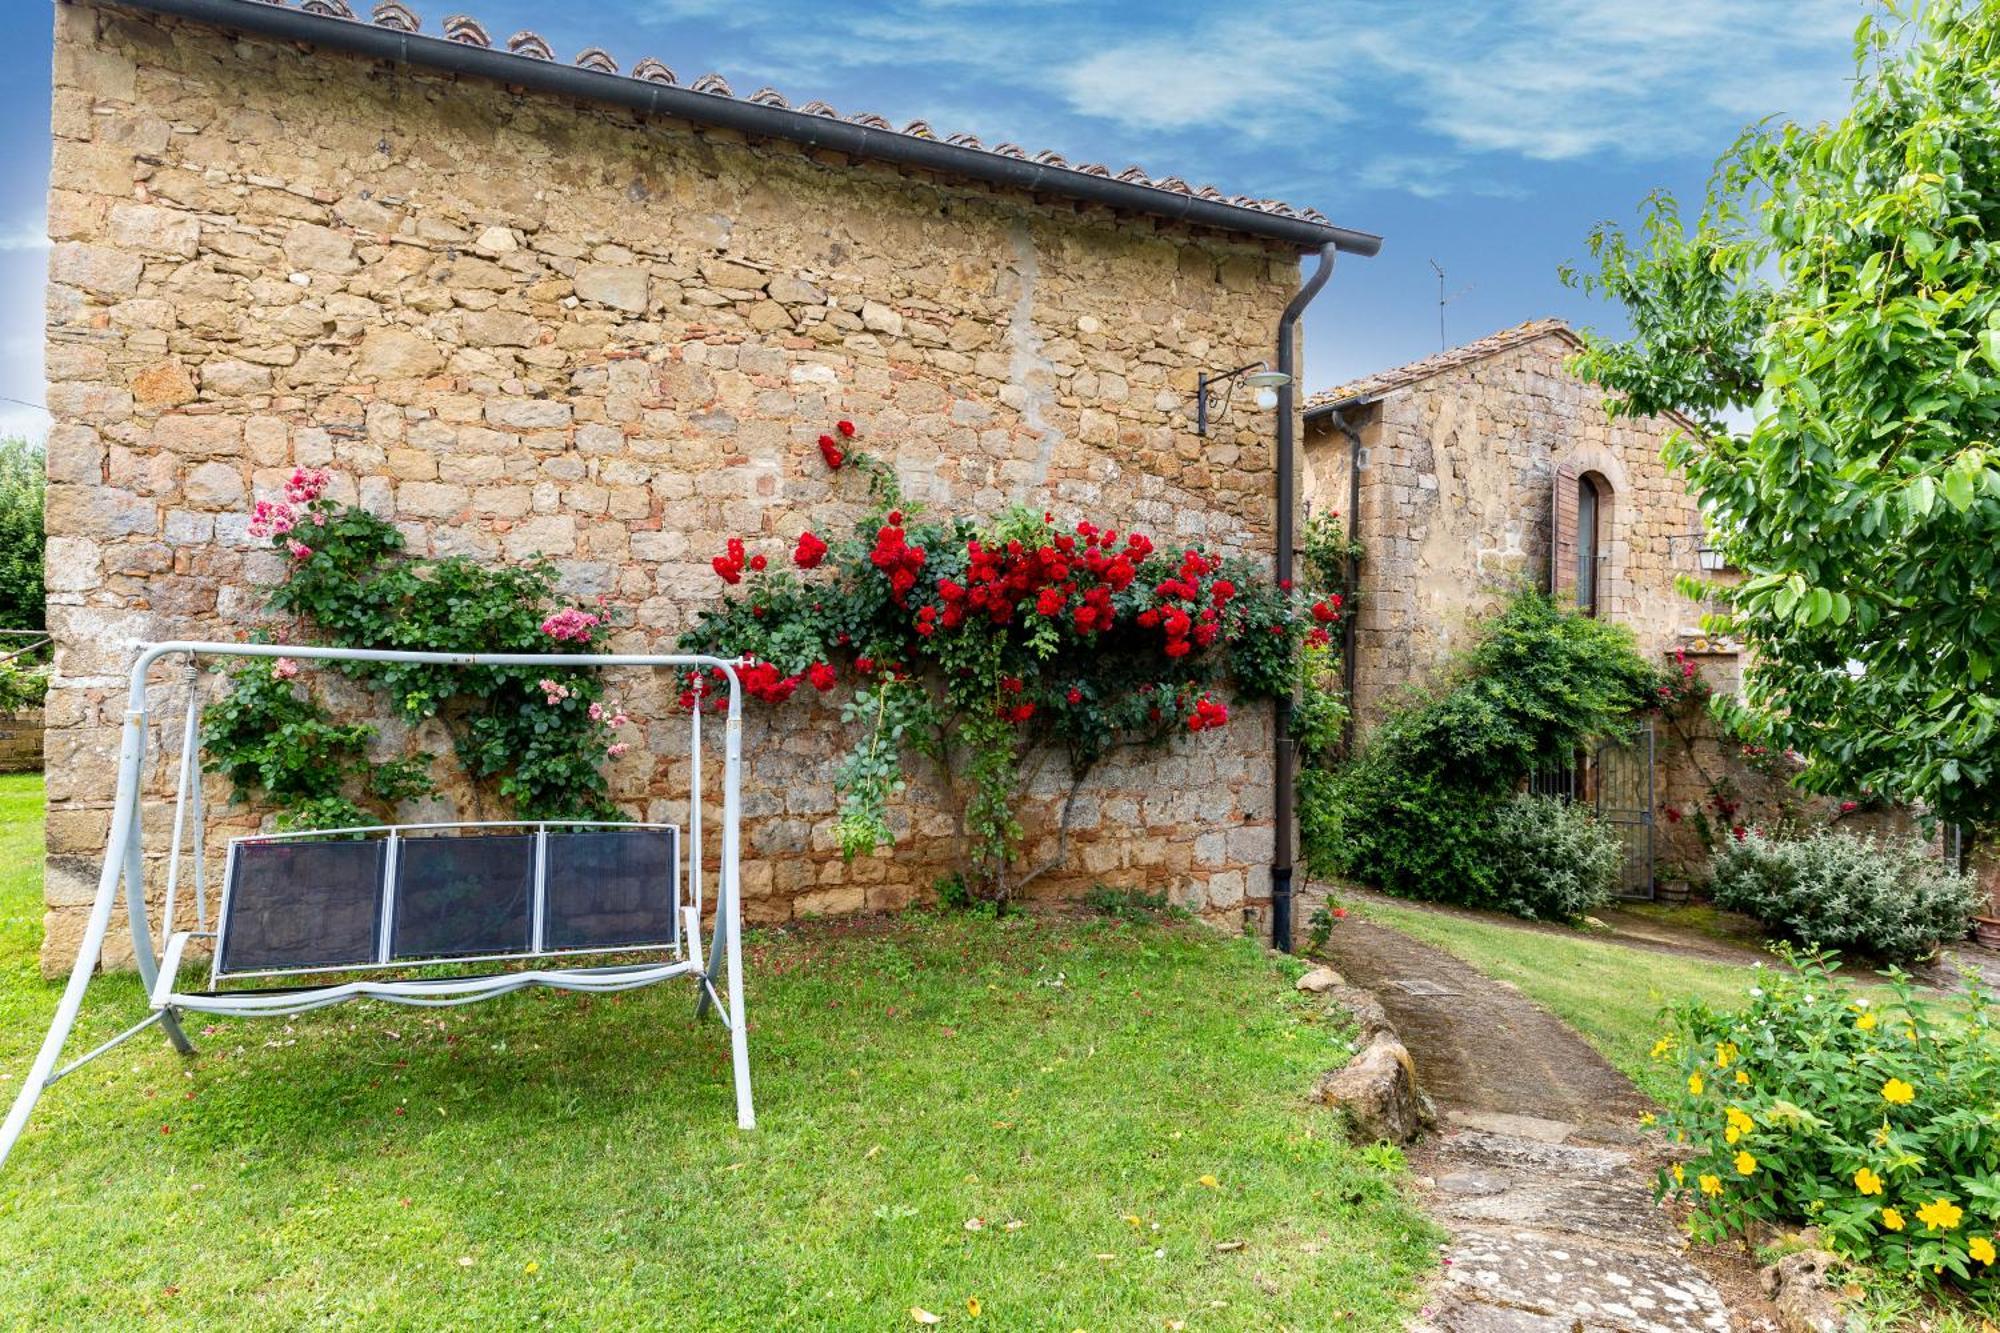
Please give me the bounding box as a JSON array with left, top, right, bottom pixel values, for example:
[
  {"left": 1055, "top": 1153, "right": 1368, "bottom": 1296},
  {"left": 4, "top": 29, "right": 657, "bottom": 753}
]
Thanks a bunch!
[{"left": 1552, "top": 463, "right": 1612, "bottom": 614}]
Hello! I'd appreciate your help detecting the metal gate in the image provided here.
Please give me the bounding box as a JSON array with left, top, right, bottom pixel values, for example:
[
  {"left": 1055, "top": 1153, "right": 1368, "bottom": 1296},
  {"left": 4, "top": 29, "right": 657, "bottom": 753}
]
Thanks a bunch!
[{"left": 1594, "top": 722, "right": 1654, "bottom": 900}]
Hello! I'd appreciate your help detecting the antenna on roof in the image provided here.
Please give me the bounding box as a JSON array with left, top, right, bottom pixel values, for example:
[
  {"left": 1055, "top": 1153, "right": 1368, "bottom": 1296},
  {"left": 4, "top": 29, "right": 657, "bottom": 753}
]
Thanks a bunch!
[{"left": 1428, "top": 259, "right": 1474, "bottom": 350}]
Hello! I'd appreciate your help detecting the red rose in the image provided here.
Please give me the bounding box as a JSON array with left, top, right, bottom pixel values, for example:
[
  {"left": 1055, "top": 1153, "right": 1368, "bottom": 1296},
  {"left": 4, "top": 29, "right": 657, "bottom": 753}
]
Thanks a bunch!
[
  {"left": 818, "top": 435, "right": 845, "bottom": 470},
  {"left": 808, "top": 662, "right": 836, "bottom": 691},
  {"left": 855, "top": 656, "right": 875, "bottom": 674},
  {"left": 748, "top": 553, "right": 767, "bottom": 572},
  {"left": 836, "top": 420, "right": 856, "bottom": 438},
  {"left": 1066, "top": 687, "right": 1083, "bottom": 705},
  {"left": 712, "top": 555, "right": 742, "bottom": 584},
  {"left": 793, "top": 530, "right": 828, "bottom": 569}
]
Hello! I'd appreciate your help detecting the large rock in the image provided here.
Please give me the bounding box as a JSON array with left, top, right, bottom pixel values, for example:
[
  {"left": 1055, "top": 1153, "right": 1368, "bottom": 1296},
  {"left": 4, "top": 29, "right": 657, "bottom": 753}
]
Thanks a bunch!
[
  {"left": 1761, "top": 1248, "right": 1852, "bottom": 1333},
  {"left": 1315, "top": 1031, "right": 1437, "bottom": 1144}
]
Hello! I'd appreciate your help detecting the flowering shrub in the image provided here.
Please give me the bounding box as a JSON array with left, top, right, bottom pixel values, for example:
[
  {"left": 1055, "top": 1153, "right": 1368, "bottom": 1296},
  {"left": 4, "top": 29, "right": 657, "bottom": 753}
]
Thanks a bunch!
[
  {"left": 1651, "top": 951, "right": 2000, "bottom": 1297},
  {"left": 1709, "top": 830, "right": 1982, "bottom": 964},
  {"left": 675, "top": 423, "right": 1323, "bottom": 899},
  {"left": 1653, "top": 648, "right": 1712, "bottom": 712},
  {"left": 204, "top": 467, "right": 634, "bottom": 827},
  {"left": 1487, "top": 793, "right": 1624, "bottom": 921}
]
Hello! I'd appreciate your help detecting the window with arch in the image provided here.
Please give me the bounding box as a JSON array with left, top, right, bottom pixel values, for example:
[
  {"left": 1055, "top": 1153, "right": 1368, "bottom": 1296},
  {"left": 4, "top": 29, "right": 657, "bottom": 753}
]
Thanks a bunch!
[
  {"left": 1551, "top": 462, "right": 1612, "bottom": 614},
  {"left": 1575, "top": 471, "right": 1609, "bottom": 616}
]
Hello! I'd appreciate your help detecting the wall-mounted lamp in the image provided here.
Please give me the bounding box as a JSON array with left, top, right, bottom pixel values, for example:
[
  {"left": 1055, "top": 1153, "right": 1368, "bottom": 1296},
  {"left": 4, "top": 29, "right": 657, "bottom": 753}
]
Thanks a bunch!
[{"left": 1196, "top": 361, "right": 1291, "bottom": 437}]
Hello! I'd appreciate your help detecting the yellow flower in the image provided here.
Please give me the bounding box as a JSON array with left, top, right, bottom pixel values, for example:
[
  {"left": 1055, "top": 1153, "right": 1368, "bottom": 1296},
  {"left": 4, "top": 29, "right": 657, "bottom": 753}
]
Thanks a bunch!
[
  {"left": 1699, "top": 1174, "right": 1724, "bottom": 1197},
  {"left": 1715, "top": 1042, "right": 1738, "bottom": 1069},
  {"left": 1916, "top": 1199, "right": 1963, "bottom": 1232},
  {"left": 1734, "top": 1070, "right": 1750, "bottom": 1086},
  {"left": 1881, "top": 1208, "right": 1905, "bottom": 1231},
  {"left": 1639, "top": 1112, "right": 1657, "bottom": 1127},
  {"left": 1881, "top": 1078, "right": 1916, "bottom": 1105},
  {"left": 1725, "top": 1107, "right": 1756, "bottom": 1137},
  {"left": 1688, "top": 1072, "right": 1705, "bottom": 1097},
  {"left": 1725, "top": 1127, "right": 1740, "bottom": 1145},
  {"left": 1650, "top": 1036, "right": 1675, "bottom": 1061},
  {"left": 1854, "top": 1167, "right": 1884, "bottom": 1196},
  {"left": 1197, "top": 1174, "right": 1219, "bottom": 1189},
  {"left": 1734, "top": 1151, "right": 1758, "bottom": 1176},
  {"left": 1855, "top": 1010, "right": 1878, "bottom": 1031},
  {"left": 1672, "top": 1163, "right": 1686, "bottom": 1186},
  {"left": 1970, "top": 1237, "right": 1997, "bottom": 1266},
  {"left": 967, "top": 1297, "right": 984, "bottom": 1318}
]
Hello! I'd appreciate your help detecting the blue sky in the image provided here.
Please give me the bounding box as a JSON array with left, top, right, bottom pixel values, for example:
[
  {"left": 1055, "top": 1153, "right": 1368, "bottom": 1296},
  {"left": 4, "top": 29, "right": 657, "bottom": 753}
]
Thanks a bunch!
[{"left": 0, "top": 0, "right": 1867, "bottom": 441}]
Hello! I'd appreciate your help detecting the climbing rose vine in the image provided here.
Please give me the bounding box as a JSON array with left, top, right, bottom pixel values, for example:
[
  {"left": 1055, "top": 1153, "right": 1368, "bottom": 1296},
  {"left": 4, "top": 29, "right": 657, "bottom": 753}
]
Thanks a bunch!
[
  {"left": 205, "top": 466, "right": 635, "bottom": 829},
  {"left": 678, "top": 423, "right": 1326, "bottom": 900}
]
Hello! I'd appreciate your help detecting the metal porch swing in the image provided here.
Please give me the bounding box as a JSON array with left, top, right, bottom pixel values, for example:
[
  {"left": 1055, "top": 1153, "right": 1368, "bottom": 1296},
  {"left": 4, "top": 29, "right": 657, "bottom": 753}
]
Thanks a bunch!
[{"left": 0, "top": 641, "right": 755, "bottom": 1174}]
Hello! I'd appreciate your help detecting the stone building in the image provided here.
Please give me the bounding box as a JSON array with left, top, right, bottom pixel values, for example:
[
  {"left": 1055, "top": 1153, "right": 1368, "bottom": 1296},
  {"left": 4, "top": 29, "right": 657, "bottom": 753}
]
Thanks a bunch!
[
  {"left": 1302, "top": 319, "right": 1840, "bottom": 889},
  {"left": 40, "top": 0, "right": 1378, "bottom": 970}
]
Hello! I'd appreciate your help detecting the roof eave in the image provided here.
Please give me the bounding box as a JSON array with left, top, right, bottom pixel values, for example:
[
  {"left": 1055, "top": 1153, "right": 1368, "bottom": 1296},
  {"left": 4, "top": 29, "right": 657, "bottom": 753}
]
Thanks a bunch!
[{"left": 116, "top": 0, "right": 1383, "bottom": 256}]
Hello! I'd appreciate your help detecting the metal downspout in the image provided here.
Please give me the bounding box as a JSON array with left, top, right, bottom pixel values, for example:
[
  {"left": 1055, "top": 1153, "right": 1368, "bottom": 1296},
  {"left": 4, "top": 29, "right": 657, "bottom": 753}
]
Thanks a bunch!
[{"left": 1271, "top": 242, "right": 1339, "bottom": 952}]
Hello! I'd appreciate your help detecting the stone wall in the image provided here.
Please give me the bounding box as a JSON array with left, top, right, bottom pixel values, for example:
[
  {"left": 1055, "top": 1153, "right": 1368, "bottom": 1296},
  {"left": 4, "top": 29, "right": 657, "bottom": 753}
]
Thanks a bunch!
[
  {"left": 1304, "top": 331, "right": 1711, "bottom": 736},
  {"left": 0, "top": 710, "right": 42, "bottom": 774},
  {"left": 42, "top": 1, "right": 1302, "bottom": 972}
]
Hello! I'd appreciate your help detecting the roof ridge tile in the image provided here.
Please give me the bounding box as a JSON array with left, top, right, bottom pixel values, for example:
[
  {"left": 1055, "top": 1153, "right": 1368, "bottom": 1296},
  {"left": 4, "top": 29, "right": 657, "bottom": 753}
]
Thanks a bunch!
[{"left": 1305, "top": 319, "right": 1578, "bottom": 411}]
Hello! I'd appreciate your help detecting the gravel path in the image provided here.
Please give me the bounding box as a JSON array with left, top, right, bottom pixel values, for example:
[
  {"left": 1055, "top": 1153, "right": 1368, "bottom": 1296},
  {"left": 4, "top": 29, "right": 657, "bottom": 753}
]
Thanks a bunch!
[{"left": 1312, "top": 912, "right": 1744, "bottom": 1332}]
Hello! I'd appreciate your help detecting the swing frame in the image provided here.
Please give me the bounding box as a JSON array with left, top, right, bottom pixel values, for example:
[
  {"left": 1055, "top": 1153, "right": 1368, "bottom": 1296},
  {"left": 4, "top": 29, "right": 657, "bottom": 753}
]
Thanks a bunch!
[{"left": 0, "top": 641, "right": 756, "bottom": 1174}]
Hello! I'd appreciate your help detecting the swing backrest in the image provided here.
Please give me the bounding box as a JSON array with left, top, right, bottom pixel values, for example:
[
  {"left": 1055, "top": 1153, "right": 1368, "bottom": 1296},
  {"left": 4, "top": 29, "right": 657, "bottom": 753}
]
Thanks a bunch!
[{"left": 215, "top": 822, "right": 680, "bottom": 979}]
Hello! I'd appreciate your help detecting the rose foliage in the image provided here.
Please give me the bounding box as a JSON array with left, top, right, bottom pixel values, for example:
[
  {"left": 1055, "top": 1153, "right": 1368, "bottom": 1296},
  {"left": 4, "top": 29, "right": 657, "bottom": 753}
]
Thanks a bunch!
[
  {"left": 204, "top": 467, "right": 634, "bottom": 829},
  {"left": 677, "top": 424, "right": 1333, "bottom": 899}
]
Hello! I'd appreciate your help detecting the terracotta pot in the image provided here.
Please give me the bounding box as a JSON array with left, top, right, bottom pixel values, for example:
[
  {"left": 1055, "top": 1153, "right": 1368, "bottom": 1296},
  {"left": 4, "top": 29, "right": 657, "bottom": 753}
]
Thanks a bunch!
[{"left": 1973, "top": 917, "right": 2000, "bottom": 951}]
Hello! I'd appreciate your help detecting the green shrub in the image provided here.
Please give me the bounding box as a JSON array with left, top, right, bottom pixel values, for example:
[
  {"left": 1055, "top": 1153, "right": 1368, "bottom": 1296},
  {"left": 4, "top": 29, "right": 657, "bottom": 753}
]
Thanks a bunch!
[
  {"left": 0, "top": 439, "right": 43, "bottom": 633},
  {"left": 1651, "top": 951, "right": 2000, "bottom": 1297},
  {"left": 1488, "top": 794, "right": 1622, "bottom": 921},
  {"left": 1301, "top": 749, "right": 1504, "bottom": 906},
  {"left": 1710, "top": 830, "right": 1982, "bottom": 963},
  {"left": 1299, "top": 592, "right": 1657, "bottom": 920},
  {"left": 0, "top": 662, "right": 46, "bottom": 713}
]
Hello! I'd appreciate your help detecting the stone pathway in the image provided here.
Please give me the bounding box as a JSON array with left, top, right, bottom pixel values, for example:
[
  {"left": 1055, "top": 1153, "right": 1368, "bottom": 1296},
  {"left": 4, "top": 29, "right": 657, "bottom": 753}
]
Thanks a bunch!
[{"left": 1313, "top": 913, "right": 1740, "bottom": 1333}]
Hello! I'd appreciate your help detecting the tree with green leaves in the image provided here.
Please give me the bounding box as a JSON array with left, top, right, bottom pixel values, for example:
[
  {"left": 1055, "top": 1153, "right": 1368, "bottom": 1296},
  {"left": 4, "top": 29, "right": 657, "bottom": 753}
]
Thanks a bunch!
[
  {"left": 0, "top": 439, "right": 43, "bottom": 633},
  {"left": 1564, "top": 0, "right": 2000, "bottom": 828}
]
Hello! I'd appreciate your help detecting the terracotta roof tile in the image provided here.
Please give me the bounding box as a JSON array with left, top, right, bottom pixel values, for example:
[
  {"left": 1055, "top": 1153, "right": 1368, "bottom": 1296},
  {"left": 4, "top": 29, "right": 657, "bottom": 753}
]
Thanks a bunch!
[
  {"left": 1304, "top": 319, "right": 1581, "bottom": 413},
  {"left": 205, "top": 0, "right": 1348, "bottom": 239}
]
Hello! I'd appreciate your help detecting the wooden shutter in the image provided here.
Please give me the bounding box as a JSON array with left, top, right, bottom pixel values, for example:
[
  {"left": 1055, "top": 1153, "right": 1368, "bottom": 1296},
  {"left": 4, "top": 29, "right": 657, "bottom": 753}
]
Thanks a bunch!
[{"left": 1550, "top": 458, "right": 1580, "bottom": 602}]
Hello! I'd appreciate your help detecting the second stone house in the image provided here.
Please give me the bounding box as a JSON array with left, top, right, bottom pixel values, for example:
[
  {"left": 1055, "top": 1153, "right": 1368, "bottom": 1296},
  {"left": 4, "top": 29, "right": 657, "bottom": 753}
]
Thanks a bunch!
[{"left": 1301, "top": 318, "right": 1887, "bottom": 894}]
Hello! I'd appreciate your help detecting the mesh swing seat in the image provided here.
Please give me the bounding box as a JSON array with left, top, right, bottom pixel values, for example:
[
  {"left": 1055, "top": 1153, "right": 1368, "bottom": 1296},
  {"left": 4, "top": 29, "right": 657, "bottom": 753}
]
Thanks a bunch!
[{"left": 0, "top": 642, "right": 757, "bottom": 1175}]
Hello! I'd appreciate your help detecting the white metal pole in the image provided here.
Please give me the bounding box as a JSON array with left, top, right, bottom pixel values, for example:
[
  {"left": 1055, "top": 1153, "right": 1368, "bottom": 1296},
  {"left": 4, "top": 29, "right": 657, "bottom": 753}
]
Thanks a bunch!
[
  {"left": 160, "top": 666, "right": 201, "bottom": 954},
  {"left": 0, "top": 705, "right": 149, "bottom": 1169},
  {"left": 120, "top": 668, "right": 194, "bottom": 1055},
  {"left": 722, "top": 671, "right": 755, "bottom": 1130}
]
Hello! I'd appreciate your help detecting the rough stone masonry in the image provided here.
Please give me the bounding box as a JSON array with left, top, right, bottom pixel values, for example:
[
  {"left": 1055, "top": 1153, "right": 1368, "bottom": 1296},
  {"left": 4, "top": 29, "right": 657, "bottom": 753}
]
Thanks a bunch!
[{"left": 41, "top": 1, "right": 1314, "bottom": 972}]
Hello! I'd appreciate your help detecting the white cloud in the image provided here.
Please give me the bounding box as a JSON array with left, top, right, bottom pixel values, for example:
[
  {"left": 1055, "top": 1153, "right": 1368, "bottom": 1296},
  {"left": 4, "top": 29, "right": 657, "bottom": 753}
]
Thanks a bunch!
[
  {"left": 1057, "top": 28, "right": 1343, "bottom": 136},
  {"left": 1344, "top": 0, "right": 1858, "bottom": 163},
  {"left": 0, "top": 225, "right": 46, "bottom": 253}
]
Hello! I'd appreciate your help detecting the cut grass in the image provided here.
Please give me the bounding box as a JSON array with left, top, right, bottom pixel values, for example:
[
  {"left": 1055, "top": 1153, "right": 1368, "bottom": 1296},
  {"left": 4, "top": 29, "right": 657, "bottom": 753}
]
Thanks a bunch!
[
  {"left": 1349, "top": 897, "right": 1763, "bottom": 1104},
  {"left": 0, "top": 774, "right": 1440, "bottom": 1329}
]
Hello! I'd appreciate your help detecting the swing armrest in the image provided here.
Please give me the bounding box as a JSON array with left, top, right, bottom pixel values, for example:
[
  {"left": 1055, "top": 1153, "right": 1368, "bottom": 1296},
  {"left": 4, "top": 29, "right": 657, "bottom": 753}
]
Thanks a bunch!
[{"left": 150, "top": 931, "right": 216, "bottom": 1011}]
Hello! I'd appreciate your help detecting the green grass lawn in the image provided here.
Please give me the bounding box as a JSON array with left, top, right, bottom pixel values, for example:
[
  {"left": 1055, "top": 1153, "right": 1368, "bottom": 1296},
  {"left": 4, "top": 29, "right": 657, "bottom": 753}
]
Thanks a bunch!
[
  {"left": 0, "top": 774, "right": 1439, "bottom": 1330},
  {"left": 1349, "top": 897, "right": 1764, "bottom": 1104}
]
